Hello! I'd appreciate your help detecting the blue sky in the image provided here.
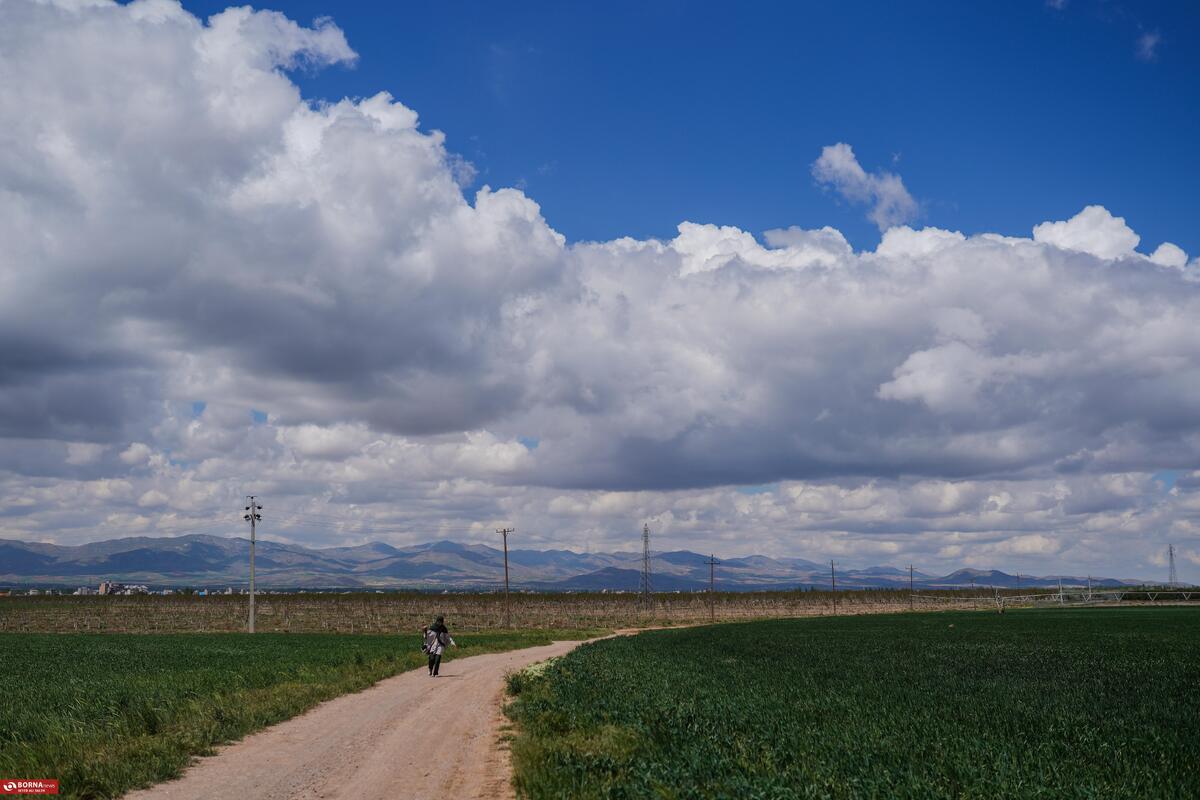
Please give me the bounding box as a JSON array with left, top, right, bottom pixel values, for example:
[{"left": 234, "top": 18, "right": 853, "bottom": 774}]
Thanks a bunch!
[
  {"left": 2, "top": 0, "right": 1198, "bottom": 574},
  {"left": 181, "top": 0, "right": 1200, "bottom": 253}
]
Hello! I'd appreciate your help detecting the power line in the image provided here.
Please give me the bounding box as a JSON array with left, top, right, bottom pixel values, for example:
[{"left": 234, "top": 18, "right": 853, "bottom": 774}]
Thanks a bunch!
[
  {"left": 93, "top": 519, "right": 232, "bottom": 537},
  {"left": 265, "top": 511, "right": 491, "bottom": 535},
  {"left": 132, "top": 519, "right": 225, "bottom": 532},
  {"left": 274, "top": 510, "right": 488, "bottom": 527}
]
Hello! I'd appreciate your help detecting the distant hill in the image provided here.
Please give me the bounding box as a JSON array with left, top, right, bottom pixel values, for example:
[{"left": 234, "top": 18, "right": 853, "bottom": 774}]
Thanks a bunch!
[{"left": 0, "top": 534, "right": 1147, "bottom": 591}]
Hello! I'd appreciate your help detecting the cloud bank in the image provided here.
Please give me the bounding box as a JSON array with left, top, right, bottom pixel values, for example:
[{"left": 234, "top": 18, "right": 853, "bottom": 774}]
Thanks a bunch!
[{"left": 1, "top": 0, "right": 1198, "bottom": 577}]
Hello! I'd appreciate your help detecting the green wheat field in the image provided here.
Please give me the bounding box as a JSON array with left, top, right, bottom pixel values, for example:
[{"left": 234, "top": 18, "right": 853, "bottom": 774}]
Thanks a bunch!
[
  {"left": 506, "top": 608, "right": 1200, "bottom": 799},
  {"left": 0, "top": 629, "right": 600, "bottom": 799}
]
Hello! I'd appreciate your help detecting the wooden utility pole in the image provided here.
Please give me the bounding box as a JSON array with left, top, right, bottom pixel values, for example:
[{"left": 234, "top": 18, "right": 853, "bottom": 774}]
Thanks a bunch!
[
  {"left": 243, "top": 496, "right": 262, "bottom": 634},
  {"left": 705, "top": 554, "right": 720, "bottom": 622},
  {"left": 497, "top": 527, "right": 514, "bottom": 627},
  {"left": 909, "top": 564, "right": 914, "bottom": 611},
  {"left": 831, "top": 560, "right": 837, "bottom": 615}
]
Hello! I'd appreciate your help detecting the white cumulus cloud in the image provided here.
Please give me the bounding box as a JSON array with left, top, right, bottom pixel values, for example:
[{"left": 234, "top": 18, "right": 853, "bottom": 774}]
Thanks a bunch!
[
  {"left": 0, "top": 1, "right": 1198, "bottom": 579},
  {"left": 1150, "top": 242, "right": 1189, "bottom": 268},
  {"left": 812, "top": 142, "right": 918, "bottom": 231},
  {"left": 1032, "top": 205, "right": 1140, "bottom": 259}
]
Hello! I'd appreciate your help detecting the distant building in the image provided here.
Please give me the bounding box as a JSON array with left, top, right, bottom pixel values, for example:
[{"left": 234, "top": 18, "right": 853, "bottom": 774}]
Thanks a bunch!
[{"left": 95, "top": 581, "right": 150, "bottom": 596}]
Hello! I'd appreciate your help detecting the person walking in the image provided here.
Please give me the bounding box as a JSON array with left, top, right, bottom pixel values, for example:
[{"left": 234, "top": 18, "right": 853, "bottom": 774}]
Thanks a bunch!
[{"left": 422, "top": 615, "right": 455, "bottom": 676}]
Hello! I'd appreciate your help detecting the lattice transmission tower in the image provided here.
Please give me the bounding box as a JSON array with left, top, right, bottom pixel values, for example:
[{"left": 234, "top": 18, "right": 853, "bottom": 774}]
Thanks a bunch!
[
  {"left": 1168, "top": 543, "right": 1178, "bottom": 587},
  {"left": 639, "top": 523, "right": 653, "bottom": 606}
]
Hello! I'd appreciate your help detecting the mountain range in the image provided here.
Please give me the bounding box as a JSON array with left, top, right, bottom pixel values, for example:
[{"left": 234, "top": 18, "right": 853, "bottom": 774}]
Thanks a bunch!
[{"left": 0, "top": 534, "right": 1144, "bottom": 591}]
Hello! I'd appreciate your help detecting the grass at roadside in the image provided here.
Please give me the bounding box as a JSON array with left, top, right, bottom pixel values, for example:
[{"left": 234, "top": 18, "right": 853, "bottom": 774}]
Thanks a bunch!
[
  {"left": 505, "top": 609, "right": 1200, "bottom": 799},
  {"left": 0, "top": 629, "right": 604, "bottom": 799}
]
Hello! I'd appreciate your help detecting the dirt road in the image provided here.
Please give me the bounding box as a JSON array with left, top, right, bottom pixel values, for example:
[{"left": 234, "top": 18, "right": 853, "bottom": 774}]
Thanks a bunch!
[{"left": 123, "top": 639, "right": 589, "bottom": 800}]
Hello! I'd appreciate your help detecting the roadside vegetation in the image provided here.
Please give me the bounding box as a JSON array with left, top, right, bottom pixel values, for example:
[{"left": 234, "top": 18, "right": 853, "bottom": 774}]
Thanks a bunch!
[
  {"left": 506, "top": 609, "right": 1200, "bottom": 799},
  {"left": 0, "top": 629, "right": 602, "bottom": 800}
]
